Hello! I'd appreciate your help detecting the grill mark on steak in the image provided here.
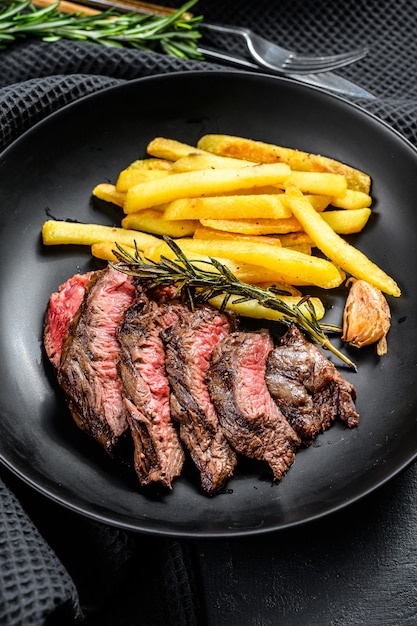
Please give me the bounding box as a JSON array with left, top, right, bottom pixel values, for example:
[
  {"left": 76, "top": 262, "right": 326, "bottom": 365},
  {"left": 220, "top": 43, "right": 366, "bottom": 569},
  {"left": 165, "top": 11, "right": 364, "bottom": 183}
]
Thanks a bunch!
[
  {"left": 117, "top": 294, "right": 186, "bottom": 489},
  {"left": 163, "top": 306, "right": 238, "bottom": 494},
  {"left": 44, "top": 272, "right": 92, "bottom": 368},
  {"left": 206, "top": 330, "right": 300, "bottom": 481},
  {"left": 265, "top": 324, "right": 359, "bottom": 445},
  {"left": 57, "top": 266, "right": 136, "bottom": 455}
]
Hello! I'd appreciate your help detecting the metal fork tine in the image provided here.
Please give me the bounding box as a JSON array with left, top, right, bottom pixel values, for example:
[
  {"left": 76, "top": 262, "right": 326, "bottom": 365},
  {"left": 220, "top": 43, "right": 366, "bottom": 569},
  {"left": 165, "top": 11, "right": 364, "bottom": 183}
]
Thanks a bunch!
[
  {"left": 287, "top": 48, "right": 369, "bottom": 66},
  {"left": 201, "top": 23, "right": 368, "bottom": 75},
  {"left": 285, "top": 48, "right": 369, "bottom": 72}
]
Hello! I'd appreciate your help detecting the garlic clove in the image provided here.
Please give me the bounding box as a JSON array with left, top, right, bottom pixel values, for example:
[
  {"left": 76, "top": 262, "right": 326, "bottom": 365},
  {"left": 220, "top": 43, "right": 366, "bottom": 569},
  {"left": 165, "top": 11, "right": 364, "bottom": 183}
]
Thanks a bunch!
[{"left": 342, "top": 278, "right": 391, "bottom": 356}]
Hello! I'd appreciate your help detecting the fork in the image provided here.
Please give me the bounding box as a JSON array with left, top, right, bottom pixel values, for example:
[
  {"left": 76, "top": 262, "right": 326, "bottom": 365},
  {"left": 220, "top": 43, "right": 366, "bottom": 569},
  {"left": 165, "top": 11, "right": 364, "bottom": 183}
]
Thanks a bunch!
[
  {"left": 35, "top": 0, "right": 369, "bottom": 75},
  {"left": 200, "top": 23, "right": 368, "bottom": 75}
]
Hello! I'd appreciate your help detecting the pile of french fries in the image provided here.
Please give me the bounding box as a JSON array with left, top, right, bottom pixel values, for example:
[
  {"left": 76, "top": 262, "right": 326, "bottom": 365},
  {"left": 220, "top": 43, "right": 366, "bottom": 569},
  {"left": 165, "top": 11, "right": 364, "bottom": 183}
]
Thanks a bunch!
[{"left": 42, "top": 133, "right": 401, "bottom": 325}]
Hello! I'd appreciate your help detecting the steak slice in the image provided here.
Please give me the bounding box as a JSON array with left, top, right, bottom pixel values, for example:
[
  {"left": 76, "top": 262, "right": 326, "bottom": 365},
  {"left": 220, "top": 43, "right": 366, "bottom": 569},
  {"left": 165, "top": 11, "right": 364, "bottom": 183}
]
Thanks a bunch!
[
  {"left": 265, "top": 324, "right": 359, "bottom": 445},
  {"left": 57, "top": 266, "right": 136, "bottom": 454},
  {"left": 206, "top": 330, "right": 300, "bottom": 481},
  {"left": 44, "top": 272, "right": 92, "bottom": 368},
  {"left": 163, "top": 306, "right": 238, "bottom": 494},
  {"left": 117, "top": 295, "right": 186, "bottom": 489}
]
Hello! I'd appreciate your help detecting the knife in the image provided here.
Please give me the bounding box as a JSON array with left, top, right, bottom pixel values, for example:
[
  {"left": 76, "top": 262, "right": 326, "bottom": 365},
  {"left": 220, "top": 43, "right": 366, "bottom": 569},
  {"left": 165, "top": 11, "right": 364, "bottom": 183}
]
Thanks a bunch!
[
  {"left": 34, "top": 0, "right": 375, "bottom": 100},
  {"left": 193, "top": 46, "right": 375, "bottom": 99}
]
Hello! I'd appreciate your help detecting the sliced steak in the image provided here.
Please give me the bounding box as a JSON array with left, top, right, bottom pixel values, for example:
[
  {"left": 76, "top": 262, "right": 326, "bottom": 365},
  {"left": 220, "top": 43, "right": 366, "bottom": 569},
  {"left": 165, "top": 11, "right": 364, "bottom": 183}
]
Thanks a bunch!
[
  {"left": 44, "top": 272, "right": 92, "bottom": 368},
  {"left": 57, "top": 266, "right": 136, "bottom": 454},
  {"left": 163, "top": 306, "right": 238, "bottom": 494},
  {"left": 117, "top": 295, "right": 186, "bottom": 489},
  {"left": 206, "top": 330, "right": 300, "bottom": 481},
  {"left": 265, "top": 324, "right": 359, "bottom": 445}
]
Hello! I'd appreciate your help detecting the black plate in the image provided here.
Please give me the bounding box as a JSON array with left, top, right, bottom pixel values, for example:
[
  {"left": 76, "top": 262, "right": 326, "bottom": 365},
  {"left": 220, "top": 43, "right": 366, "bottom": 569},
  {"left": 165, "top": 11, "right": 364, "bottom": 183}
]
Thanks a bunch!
[{"left": 0, "top": 71, "right": 416, "bottom": 538}]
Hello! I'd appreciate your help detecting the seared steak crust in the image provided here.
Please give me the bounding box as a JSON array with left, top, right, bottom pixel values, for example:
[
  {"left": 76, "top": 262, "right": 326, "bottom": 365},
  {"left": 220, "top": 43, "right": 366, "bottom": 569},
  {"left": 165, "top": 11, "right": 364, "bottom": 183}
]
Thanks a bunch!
[
  {"left": 117, "top": 294, "right": 186, "bottom": 489},
  {"left": 163, "top": 306, "right": 237, "bottom": 494},
  {"left": 206, "top": 330, "right": 300, "bottom": 481},
  {"left": 265, "top": 324, "right": 359, "bottom": 445},
  {"left": 57, "top": 266, "right": 136, "bottom": 454},
  {"left": 45, "top": 266, "right": 361, "bottom": 493}
]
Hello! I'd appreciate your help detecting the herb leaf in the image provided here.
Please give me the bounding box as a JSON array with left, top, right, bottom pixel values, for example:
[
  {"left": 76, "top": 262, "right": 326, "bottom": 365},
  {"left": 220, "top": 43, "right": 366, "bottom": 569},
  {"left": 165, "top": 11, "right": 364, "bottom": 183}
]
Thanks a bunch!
[
  {"left": 0, "top": 0, "right": 204, "bottom": 58},
  {"left": 112, "top": 237, "right": 357, "bottom": 371}
]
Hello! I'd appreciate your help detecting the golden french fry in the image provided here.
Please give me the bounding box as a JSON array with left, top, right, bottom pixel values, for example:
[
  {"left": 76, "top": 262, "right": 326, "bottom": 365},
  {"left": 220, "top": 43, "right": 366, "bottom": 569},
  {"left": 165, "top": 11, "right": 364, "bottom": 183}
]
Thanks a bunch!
[
  {"left": 146, "top": 137, "right": 200, "bottom": 160},
  {"left": 93, "top": 183, "right": 126, "bottom": 208},
  {"left": 321, "top": 208, "right": 372, "bottom": 234},
  {"left": 91, "top": 241, "right": 137, "bottom": 262},
  {"left": 42, "top": 219, "right": 160, "bottom": 250},
  {"left": 330, "top": 189, "right": 372, "bottom": 210},
  {"left": 121, "top": 209, "right": 198, "bottom": 237},
  {"left": 148, "top": 238, "right": 345, "bottom": 289},
  {"left": 278, "top": 232, "right": 314, "bottom": 247},
  {"left": 284, "top": 187, "right": 400, "bottom": 297},
  {"left": 127, "top": 158, "right": 174, "bottom": 171},
  {"left": 208, "top": 294, "right": 325, "bottom": 322},
  {"left": 200, "top": 217, "right": 302, "bottom": 235},
  {"left": 123, "top": 163, "right": 291, "bottom": 214},
  {"left": 146, "top": 138, "right": 253, "bottom": 168},
  {"left": 145, "top": 245, "right": 311, "bottom": 286},
  {"left": 197, "top": 134, "right": 371, "bottom": 193},
  {"left": 285, "top": 171, "right": 348, "bottom": 197},
  {"left": 116, "top": 167, "right": 172, "bottom": 193},
  {"left": 253, "top": 282, "right": 302, "bottom": 296},
  {"left": 193, "top": 226, "right": 282, "bottom": 246},
  {"left": 163, "top": 194, "right": 292, "bottom": 221},
  {"left": 146, "top": 137, "right": 210, "bottom": 161},
  {"left": 172, "top": 152, "right": 254, "bottom": 172},
  {"left": 285, "top": 243, "right": 312, "bottom": 255},
  {"left": 305, "top": 195, "right": 331, "bottom": 212}
]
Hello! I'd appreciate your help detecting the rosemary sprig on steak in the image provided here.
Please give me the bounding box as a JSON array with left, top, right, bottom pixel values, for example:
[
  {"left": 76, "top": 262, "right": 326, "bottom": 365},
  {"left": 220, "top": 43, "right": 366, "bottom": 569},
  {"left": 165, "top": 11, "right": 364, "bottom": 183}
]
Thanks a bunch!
[{"left": 112, "top": 237, "right": 357, "bottom": 371}]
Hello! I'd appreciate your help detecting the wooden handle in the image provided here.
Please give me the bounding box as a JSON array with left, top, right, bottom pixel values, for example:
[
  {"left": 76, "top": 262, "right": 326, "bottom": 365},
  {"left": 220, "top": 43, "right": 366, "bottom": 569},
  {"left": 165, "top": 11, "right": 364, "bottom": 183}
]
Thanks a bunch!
[
  {"left": 33, "top": 0, "right": 100, "bottom": 14},
  {"left": 33, "top": 0, "right": 193, "bottom": 17}
]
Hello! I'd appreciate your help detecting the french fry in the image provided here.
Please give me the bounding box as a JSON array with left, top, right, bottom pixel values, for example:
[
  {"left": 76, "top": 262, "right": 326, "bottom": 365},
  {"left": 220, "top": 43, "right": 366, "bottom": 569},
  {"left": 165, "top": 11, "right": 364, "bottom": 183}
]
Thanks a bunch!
[
  {"left": 42, "top": 219, "right": 160, "bottom": 250},
  {"left": 172, "top": 152, "right": 254, "bottom": 172},
  {"left": 91, "top": 241, "right": 137, "bottom": 262},
  {"left": 304, "top": 195, "right": 331, "bottom": 212},
  {"left": 126, "top": 158, "right": 174, "bottom": 171},
  {"left": 146, "top": 137, "right": 212, "bottom": 161},
  {"left": 148, "top": 238, "right": 345, "bottom": 289},
  {"left": 123, "top": 163, "right": 291, "bottom": 214},
  {"left": 215, "top": 188, "right": 329, "bottom": 212},
  {"left": 330, "top": 189, "right": 372, "bottom": 210},
  {"left": 200, "top": 217, "right": 302, "bottom": 235},
  {"left": 116, "top": 167, "right": 172, "bottom": 193},
  {"left": 278, "top": 232, "right": 314, "bottom": 247},
  {"left": 321, "top": 208, "right": 372, "bottom": 234},
  {"left": 253, "top": 282, "right": 302, "bottom": 296},
  {"left": 285, "top": 171, "right": 348, "bottom": 197},
  {"left": 163, "top": 194, "right": 292, "bottom": 221},
  {"left": 145, "top": 245, "right": 311, "bottom": 286},
  {"left": 147, "top": 137, "right": 200, "bottom": 160},
  {"left": 284, "top": 187, "right": 401, "bottom": 297},
  {"left": 197, "top": 134, "right": 371, "bottom": 193},
  {"left": 193, "top": 226, "right": 282, "bottom": 246},
  {"left": 208, "top": 294, "right": 325, "bottom": 322},
  {"left": 121, "top": 209, "right": 198, "bottom": 237},
  {"left": 146, "top": 137, "right": 254, "bottom": 169},
  {"left": 93, "top": 183, "right": 126, "bottom": 208},
  {"left": 285, "top": 243, "right": 312, "bottom": 255},
  {"left": 200, "top": 209, "right": 371, "bottom": 237}
]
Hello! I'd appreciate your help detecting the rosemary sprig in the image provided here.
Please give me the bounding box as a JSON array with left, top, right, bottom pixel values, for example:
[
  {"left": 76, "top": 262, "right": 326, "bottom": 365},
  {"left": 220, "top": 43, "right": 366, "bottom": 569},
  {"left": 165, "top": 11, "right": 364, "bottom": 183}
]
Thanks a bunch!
[
  {"left": 112, "top": 238, "right": 357, "bottom": 371},
  {"left": 0, "top": 0, "right": 204, "bottom": 58}
]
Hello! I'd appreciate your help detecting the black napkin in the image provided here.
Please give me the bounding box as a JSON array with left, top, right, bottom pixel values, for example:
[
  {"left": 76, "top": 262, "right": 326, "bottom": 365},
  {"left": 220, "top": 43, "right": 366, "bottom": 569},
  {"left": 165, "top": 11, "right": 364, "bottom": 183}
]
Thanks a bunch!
[{"left": 1, "top": 1, "right": 417, "bottom": 625}]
